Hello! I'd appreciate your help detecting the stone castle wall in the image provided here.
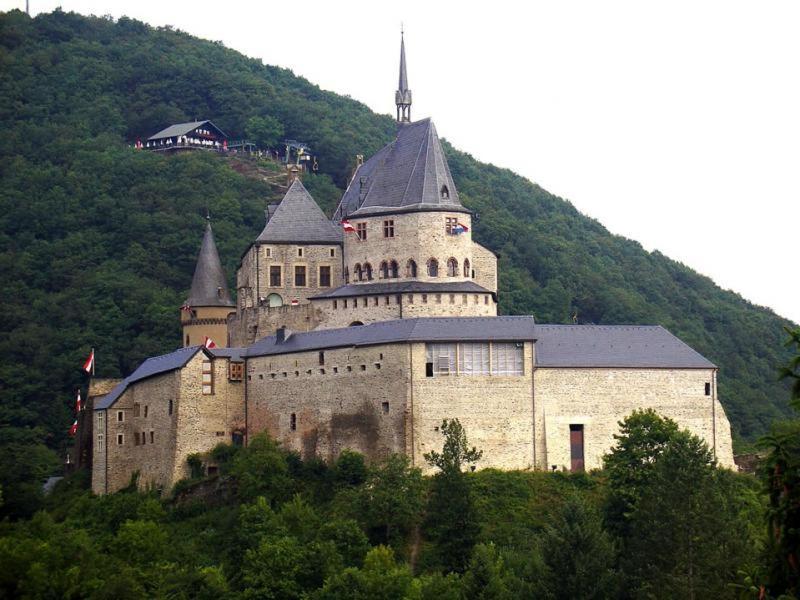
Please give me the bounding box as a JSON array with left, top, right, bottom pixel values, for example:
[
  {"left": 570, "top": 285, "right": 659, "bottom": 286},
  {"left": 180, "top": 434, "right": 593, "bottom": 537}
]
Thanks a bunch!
[
  {"left": 246, "top": 344, "right": 409, "bottom": 462},
  {"left": 471, "top": 242, "right": 498, "bottom": 294},
  {"left": 228, "top": 303, "right": 323, "bottom": 347},
  {"left": 344, "top": 212, "right": 474, "bottom": 284},
  {"left": 237, "top": 242, "right": 342, "bottom": 310},
  {"left": 181, "top": 305, "right": 235, "bottom": 348},
  {"left": 533, "top": 367, "right": 735, "bottom": 470},
  {"left": 312, "top": 291, "right": 496, "bottom": 329}
]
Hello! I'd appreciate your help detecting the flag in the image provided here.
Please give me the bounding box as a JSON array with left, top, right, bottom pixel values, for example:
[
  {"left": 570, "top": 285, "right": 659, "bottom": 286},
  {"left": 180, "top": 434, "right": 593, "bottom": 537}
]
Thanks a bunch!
[
  {"left": 203, "top": 336, "right": 217, "bottom": 349},
  {"left": 82, "top": 349, "right": 95, "bottom": 374},
  {"left": 341, "top": 220, "right": 355, "bottom": 233},
  {"left": 75, "top": 390, "right": 82, "bottom": 413},
  {"left": 69, "top": 419, "right": 78, "bottom": 436},
  {"left": 453, "top": 222, "right": 470, "bottom": 235},
  {"left": 291, "top": 299, "right": 299, "bottom": 306}
]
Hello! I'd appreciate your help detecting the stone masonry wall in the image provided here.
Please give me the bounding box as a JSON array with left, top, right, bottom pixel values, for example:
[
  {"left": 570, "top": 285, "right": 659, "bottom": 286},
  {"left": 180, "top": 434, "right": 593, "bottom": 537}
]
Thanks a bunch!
[
  {"left": 312, "top": 291, "right": 497, "bottom": 329},
  {"left": 409, "top": 342, "right": 535, "bottom": 473},
  {"left": 236, "top": 242, "right": 342, "bottom": 310},
  {"left": 246, "top": 344, "right": 409, "bottom": 463},
  {"left": 92, "top": 370, "right": 180, "bottom": 495},
  {"left": 344, "top": 212, "right": 474, "bottom": 284},
  {"left": 228, "top": 303, "right": 322, "bottom": 347},
  {"left": 173, "top": 352, "right": 246, "bottom": 485},
  {"left": 182, "top": 305, "right": 234, "bottom": 348},
  {"left": 533, "top": 367, "right": 735, "bottom": 471},
  {"left": 471, "top": 242, "right": 498, "bottom": 294}
]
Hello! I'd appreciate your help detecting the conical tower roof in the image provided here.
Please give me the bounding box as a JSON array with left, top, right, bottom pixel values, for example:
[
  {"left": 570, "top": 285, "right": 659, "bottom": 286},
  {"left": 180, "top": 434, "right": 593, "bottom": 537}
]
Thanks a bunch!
[
  {"left": 257, "top": 178, "right": 342, "bottom": 244},
  {"left": 186, "top": 221, "right": 234, "bottom": 307},
  {"left": 334, "top": 118, "right": 465, "bottom": 219}
]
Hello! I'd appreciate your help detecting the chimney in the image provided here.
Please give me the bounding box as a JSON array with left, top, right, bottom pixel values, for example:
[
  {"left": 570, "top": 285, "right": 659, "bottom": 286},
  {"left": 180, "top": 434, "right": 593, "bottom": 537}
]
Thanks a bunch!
[{"left": 276, "top": 326, "right": 287, "bottom": 343}]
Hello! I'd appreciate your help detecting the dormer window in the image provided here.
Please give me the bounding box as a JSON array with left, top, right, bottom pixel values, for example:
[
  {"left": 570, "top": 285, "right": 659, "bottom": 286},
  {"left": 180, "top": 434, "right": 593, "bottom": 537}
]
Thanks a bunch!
[{"left": 441, "top": 185, "right": 449, "bottom": 199}]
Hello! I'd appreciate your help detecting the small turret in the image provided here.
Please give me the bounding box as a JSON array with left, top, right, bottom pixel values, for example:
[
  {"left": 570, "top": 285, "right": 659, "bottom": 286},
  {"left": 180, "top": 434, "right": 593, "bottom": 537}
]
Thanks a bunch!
[
  {"left": 395, "top": 31, "right": 412, "bottom": 123},
  {"left": 181, "top": 219, "right": 235, "bottom": 347}
]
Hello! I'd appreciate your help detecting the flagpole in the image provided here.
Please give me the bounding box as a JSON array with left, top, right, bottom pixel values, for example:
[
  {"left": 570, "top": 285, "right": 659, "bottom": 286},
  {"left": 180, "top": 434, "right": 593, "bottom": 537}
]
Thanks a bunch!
[{"left": 92, "top": 347, "right": 95, "bottom": 377}]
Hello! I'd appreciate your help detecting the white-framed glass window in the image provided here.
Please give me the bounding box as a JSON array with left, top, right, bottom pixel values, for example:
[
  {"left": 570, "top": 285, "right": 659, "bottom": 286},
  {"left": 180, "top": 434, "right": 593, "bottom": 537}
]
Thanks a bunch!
[
  {"left": 491, "top": 343, "right": 524, "bottom": 375},
  {"left": 426, "top": 343, "right": 456, "bottom": 376},
  {"left": 458, "top": 343, "right": 490, "bottom": 375}
]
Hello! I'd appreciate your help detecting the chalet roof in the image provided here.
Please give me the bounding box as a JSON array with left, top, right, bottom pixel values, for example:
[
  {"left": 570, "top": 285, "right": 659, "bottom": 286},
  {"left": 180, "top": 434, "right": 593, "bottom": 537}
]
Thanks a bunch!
[
  {"left": 534, "top": 325, "right": 716, "bottom": 369},
  {"left": 186, "top": 222, "right": 234, "bottom": 307},
  {"left": 334, "top": 118, "right": 466, "bottom": 220},
  {"left": 246, "top": 316, "right": 537, "bottom": 357},
  {"left": 311, "top": 280, "right": 493, "bottom": 300},
  {"left": 256, "top": 179, "right": 342, "bottom": 245},
  {"left": 94, "top": 346, "right": 205, "bottom": 410},
  {"left": 148, "top": 120, "right": 227, "bottom": 141}
]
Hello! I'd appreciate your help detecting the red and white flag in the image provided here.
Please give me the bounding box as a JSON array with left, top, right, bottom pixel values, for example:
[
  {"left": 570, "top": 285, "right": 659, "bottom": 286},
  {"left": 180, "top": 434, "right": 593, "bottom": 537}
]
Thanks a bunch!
[
  {"left": 203, "top": 336, "right": 217, "bottom": 349},
  {"left": 69, "top": 419, "right": 78, "bottom": 436},
  {"left": 75, "top": 390, "right": 82, "bottom": 413},
  {"left": 82, "top": 349, "right": 95, "bottom": 374},
  {"left": 291, "top": 299, "right": 299, "bottom": 306},
  {"left": 341, "top": 220, "right": 355, "bottom": 233}
]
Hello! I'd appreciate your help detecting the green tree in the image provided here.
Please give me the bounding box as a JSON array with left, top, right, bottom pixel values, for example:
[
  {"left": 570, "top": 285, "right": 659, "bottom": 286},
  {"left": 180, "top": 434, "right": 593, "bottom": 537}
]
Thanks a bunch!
[
  {"left": 245, "top": 115, "right": 284, "bottom": 149},
  {"left": 313, "top": 545, "right": 414, "bottom": 600},
  {"left": 229, "top": 433, "right": 292, "bottom": 504},
  {"left": 360, "top": 454, "right": 425, "bottom": 551},
  {"left": 424, "top": 419, "right": 483, "bottom": 573},
  {"left": 460, "top": 543, "right": 513, "bottom": 600},
  {"left": 539, "top": 497, "right": 618, "bottom": 600}
]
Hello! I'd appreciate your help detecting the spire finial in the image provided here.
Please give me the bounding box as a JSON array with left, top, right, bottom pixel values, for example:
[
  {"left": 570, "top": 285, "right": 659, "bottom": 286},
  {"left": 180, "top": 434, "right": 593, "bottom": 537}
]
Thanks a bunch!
[{"left": 395, "top": 29, "right": 412, "bottom": 123}]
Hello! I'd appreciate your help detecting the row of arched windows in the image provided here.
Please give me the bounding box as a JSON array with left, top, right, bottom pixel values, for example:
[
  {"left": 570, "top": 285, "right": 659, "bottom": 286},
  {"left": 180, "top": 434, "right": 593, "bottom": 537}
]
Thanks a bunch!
[{"left": 345, "top": 258, "right": 471, "bottom": 283}]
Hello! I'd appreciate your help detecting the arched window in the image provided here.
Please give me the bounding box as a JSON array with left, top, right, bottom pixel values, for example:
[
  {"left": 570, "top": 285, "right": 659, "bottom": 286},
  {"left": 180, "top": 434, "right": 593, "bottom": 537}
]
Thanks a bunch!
[
  {"left": 379, "top": 261, "right": 389, "bottom": 279},
  {"left": 266, "top": 293, "right": 283, "bottom": 307},
  {"left": 463, "top": 259, "right": 471, "bottom": 278},
  {"left": 354, "top": 264, "right": 362, "bottom": 281},
  {"left": 441, "top": 185, "right": 449, "bottom": 199},
  {"left": 349, "top": 321, "right": 364, "bottom": 327},
  {"left": 427, "top": 258, "right": 439, "bottom": 277},
  {"left": 447, "top": 258, "right": 458, "bottom": 277},
  {"left": 406, "top": 259, "right": 417, "bottom": 278},
  {"left": 389, "top": 260, "right": 399, "bottom": 278},
  {"left": 363, "top": 263, "right": 373, "bottom": 281},
  {"left": 344, "top": 267, "right": 349, "bottom": 284}
]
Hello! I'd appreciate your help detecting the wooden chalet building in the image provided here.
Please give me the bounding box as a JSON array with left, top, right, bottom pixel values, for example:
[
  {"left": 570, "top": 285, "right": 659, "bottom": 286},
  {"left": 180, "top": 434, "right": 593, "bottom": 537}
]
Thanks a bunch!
[{"left": 145, "top": 120, "right": 227, "bottom": 152}]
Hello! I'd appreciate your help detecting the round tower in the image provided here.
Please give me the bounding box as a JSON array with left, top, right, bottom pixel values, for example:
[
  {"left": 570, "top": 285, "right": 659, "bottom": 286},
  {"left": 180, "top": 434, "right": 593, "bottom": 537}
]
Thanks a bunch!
[{"left": 181, "top": 220, "right": 235, "bottom": 347}]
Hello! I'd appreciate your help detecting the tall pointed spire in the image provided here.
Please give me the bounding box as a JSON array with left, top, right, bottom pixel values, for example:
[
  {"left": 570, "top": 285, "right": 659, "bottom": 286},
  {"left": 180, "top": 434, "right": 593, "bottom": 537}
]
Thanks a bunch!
[
  {"left": 395, "top": 29, "right": 412, "bottom": 123},
  {"left": 186, "top": 221, "right": 234, "bottom": 307}
]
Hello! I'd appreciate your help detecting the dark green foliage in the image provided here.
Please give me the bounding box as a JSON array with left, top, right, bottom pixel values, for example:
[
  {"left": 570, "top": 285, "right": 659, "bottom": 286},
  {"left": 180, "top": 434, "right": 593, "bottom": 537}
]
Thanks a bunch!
[
  {"left": 245, "top": 114, "right": 284, "bottom": 149},
  {"left": 313, "top": 546, "right": 415, "bottom": 600},
  {"left": 540, "top": 497, "right": 618, "bottom": 600},
  {"left": 424, "top": 419, "right": 483, "bottom": 573},
  {"left": 228, "top": 433, "right": 293, "bottom": 504},
  {"left": 460, "top": 543, "right": 514, "bottom": 600}
]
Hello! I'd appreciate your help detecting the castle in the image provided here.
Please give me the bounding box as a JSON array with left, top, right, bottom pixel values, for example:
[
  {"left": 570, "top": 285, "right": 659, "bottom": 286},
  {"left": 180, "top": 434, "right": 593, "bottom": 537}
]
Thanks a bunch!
[{"left": 90, "top": 36, "right": 734, "bottom": 495}]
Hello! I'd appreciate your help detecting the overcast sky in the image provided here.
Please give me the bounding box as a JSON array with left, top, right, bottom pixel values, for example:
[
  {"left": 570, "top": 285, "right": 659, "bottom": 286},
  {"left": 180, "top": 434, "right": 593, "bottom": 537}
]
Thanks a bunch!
[{"left": 5, "top": 0, "right": 799, "bottom": 323}]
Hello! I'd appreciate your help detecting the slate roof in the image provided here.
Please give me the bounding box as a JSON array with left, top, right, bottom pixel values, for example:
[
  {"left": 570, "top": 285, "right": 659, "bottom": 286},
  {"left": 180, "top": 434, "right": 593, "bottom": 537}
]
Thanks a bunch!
[
  {"left": 334, "top": 118, "right": 467, "bottom": 219},
  {"left": 257, "top": 179, "right": 342, "bottom": 245},
  {"left": 534, "top": 325, "right": 716, "bottom": 369},
  {"left": 311, "top": 280, "right": 494, "bottom": 300},
  {"left": 187, "top": 222, "right": 235, "bottom": 307},
  {"left": 246, "top": 316, "right": 537, "bottom": 357},
  {"left": 94, "top": 346, "right": 204, "bottom": 410},
  {"left": 148, "top": 120, "right": 227, "bottom": 141}
]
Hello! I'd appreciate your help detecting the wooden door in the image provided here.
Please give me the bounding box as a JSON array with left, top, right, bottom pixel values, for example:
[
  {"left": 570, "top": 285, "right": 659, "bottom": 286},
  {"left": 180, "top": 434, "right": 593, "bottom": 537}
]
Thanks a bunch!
[{"left": 570, "top": 424, "right": 585, "bottom": 472}]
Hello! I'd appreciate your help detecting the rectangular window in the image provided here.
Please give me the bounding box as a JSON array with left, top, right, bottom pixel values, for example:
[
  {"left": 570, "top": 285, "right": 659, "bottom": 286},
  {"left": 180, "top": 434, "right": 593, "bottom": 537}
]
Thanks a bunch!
[
  {"left": 319, "top": 266, "right": 331, "bottom": 287},
  {"left": 705, "top": 382, "right": 711, "bottom": 396},
  {"left": 143, "top": 405, "right": 148, "bottom": 418},
  {"left": 202, "top": 359, "right": 214, "bottom": 395},
  {"left": 265, "top": 247, "right": 272, "bottom": 258},
  {"left": 117, "top": 410, "right": 124, "bottom": 422},
  {"left": 97, "top": 434, "right": 104, "bottom": 452},
  {"left": 356, "top": 222, "right": 367, "bottom": 240},
  {"left": 426, "top": 343, "right": 457, "bottom": 376},
  {"left": 117, "top": 433, "right": 124, "bottom": 445},
  {"left": 422, "top": 294, "right": 428, "bottom": 304},
  {"left": 229, "top": 362, "right": 244, "bottom": 381},
  {"left": 458, "top": 343, "right": 490, "bottom": 375},
  {"left": 445, "top": 217, "right": 458, "bottom": 235},
  {"left": 383, "top": 220, "right": 395, "bottom": 238},
  {"left": 570, "top": 425, "right": 585, "bottom": 472},
  {"left": 491, "top": 343, "right": 524, "bottom": 376},
  {"left": 319, "top": 351, "right": 325, "bottom": 365},
  {"left": 294, "top": 265, "right": 307, "bottom": 287},
  {"left": 297, "top": 247, "right": 304, "bottom": 257},
  {"left": 269, "top": 265, "right": 282, "bottom": 287},
  {"left": 168, "top": 399, "right": 173, "bottom": 415},
  {"left": 333, "top": 300, "right": 338, "bottom": 309},
  {"left": 330, "top": 248, "right": 336, "bottom": 257},
  {"left": 150, "top": 431, "right": 155, "bottom": 444},
  {"left": 290, "top": 413, "right": 297, "bottom": 431}
]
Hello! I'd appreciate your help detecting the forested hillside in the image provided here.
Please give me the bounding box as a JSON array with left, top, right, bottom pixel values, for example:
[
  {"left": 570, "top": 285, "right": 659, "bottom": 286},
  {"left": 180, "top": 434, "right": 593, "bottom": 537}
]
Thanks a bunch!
[{"left": 0, "top": 8, "right": 794, "bottom": 491}]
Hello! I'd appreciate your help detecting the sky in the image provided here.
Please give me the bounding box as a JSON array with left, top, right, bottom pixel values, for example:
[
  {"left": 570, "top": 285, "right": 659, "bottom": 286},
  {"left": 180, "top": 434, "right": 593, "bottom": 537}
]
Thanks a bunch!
[{"left": 5, "top": 0, "right": 799, "bottom": 323}]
